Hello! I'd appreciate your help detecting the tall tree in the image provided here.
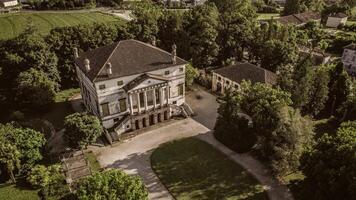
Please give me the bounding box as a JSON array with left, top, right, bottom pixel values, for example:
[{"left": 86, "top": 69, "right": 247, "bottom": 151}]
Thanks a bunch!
[
  {"left": 15, "top": 68, "right": 57, "bottom": 110},
  {"left": 301, "top": 121, "right": 356, "bottom": 200},
  {"left": 183, "top": 3, "right": 219, "bottom": 69},
  {"left": 209, "top": 0, "right": 257, "bottom": 64},
  {"left": 0, "top": 135, "right": 20, "bottom": 183},
  {"left": 129, "top": 0, "right": 163, "bottom": 42}
]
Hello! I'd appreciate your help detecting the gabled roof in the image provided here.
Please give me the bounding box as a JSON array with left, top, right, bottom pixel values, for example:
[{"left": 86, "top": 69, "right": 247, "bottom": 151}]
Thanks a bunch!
[
  {"left": 123, "top": 73, "right": 168, "bottom": 91},
  {"left": 299, "top": 47, "right": 331, "bottom": 65},
  {"left": 213, "top": 62, "right": 276, "bottom": 85},
  {"left": 344, "top": 43, "right": 356, "bottom": 51},
  {"left": 75, "top": 39, "right": 188, "bottom": 82},
  {"left": 329, "top": 13, "right": 348, "bottom": 18},
  {"left": 277, "top": 12, "right": 321, "bottom": 26}
]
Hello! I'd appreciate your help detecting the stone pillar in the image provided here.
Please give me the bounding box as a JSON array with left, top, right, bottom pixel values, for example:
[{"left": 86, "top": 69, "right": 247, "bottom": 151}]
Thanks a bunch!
[
  {"left": 153, "top": 89, "right": 157, "bottom": 109},
  {"left": 144, "top": 91, "right": 148, "bottom": 112},
  {"left": 221, "top": 78, "right": 225, "bottom": 95},
  {"left": 160, "top": 88, "right": 164, "bottom": 107},
  {"left": 137, "top": 93, "right": 141, "bottom": 113},
  {"left": 131, "top": 121, "right": 136, "bottom": 131},
  {"left": 166, "top": 87, "right": 169, "bottom": 105},
  {"left": 138, "top": 119, "right": 143, "bottom": 129},
  {"left": 153, "top": 114, "right": 158, "bottom": 124},
  {"left": 145, "top": 118, "right": 149, "bottom": 127},
  {"left": 129, "top": 94, "right": 133, "bottom": 115}
]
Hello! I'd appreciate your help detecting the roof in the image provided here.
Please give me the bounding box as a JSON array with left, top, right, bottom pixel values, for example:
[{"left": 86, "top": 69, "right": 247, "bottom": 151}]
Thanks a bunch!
[
  {"left": 329, "top": 13, "right": 348, "bottom": 18},
  {"left": 299, "top": 47, "right": 331, "bottom": 65},
  {"left": 75, "top": 39, "right": 188, "bottom": 82},
  {"left": 344, "top": 43, "right": 356, "bottom": 51},
  {"left": 213, "top": 62, "right": 277, "bottom": 85},
  {"left": 277, "top": 12, "right": 321, "bottom": 26}
]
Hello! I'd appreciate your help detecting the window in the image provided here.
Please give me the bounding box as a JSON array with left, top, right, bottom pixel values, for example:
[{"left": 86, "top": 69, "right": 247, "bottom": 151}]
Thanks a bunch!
[
  {"left": 218, "top": 76, "right": 221, "bottom": 81},
  {"left": 114, "top": 118, "right": 120, "bottom": 123},
  {"left": 155, "top": 88, "right": 160, "bottom": 104},
  {"left": 178, "top": 84, "right": 184, "bottom": 96},
  {"left": 179, "top": 67, "right": 184, "bottom": 72},
  {"left": 119, "top": 98, "right": 126, "bottom": 112},
  {"left": 147, "top": 90, "right": 154, "bottom": 106},
  {"left": 101, "top": 103, "right": 110, "bottom": 117},
  {"left": 173, "top": 101, "right": 177, "bottom": 104},
  {"left": 165, "top": 70, "right": 170, "bottom": 75},
  {"left": 139, "top": 92, "right": 145, "bottom": 108},
  {"left": 226, "top": 80, "right": 230, "bottom": 85},
  {"left": 117, "top": 80, "right": 123, "bottom": 86},
  {"left": 99, "top": 84, "right": 106, "bottom": 90}
]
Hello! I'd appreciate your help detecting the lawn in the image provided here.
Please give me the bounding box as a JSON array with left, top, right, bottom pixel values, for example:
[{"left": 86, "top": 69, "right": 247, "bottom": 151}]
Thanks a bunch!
[
  {"left": 0, "top": 183, "right": 39, "bottom": 200},
  {"left": 151, "top": 138, "right": 268, "bottom": 200},
  {"left": 0, "top": 12, "right": 124, "bottom": 40},
  {"left": 85, "top": 151, "right": 101, "bottom": 173},
  {"left": 257, "top": 13, "right": 280, "bottom": 21},
  {"left": 55, "top": 88, "right": 80, "bottom": 103}
]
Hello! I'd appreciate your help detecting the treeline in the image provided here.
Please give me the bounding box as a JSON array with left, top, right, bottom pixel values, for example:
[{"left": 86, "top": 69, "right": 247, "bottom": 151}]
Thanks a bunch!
[{"left": 26, "top": 0, "right": 126, "bottom": 10}]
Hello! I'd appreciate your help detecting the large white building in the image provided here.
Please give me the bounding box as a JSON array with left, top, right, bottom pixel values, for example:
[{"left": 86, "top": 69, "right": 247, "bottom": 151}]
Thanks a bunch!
[
  {"left": 342, "top": 43, "right": 356, "bottom": 76},
  {"left": 74, "top": 39, "right": 190, "bottom": 139}
]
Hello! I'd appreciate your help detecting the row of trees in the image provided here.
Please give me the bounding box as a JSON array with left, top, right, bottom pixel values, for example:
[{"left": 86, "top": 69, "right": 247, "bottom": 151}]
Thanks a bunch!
[{"left": 283, "top": 0, "right": 355, "bottom": 16}]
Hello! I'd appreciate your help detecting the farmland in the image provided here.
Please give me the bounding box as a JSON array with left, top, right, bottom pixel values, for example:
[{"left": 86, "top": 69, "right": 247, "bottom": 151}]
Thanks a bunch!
[{"left": 0, "top": 12, "right": 124, "bottom": 40}]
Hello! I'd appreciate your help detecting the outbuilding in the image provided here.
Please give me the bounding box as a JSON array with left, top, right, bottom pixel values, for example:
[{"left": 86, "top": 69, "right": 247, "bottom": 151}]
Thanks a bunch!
[{"left": 326, "top": 13, "right": 348, "bottom": 28}]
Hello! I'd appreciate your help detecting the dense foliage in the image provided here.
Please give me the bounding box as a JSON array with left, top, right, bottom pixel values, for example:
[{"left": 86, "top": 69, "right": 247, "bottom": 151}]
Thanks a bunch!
[
  {"left": 301, "top": 121, "right": 356, "bottom": 200},
  {"left": 76, "top": 169, "right": 148, "bottom": 200},
  {"left": 63, "top": 112, "right": 103, "bottom": 148}
]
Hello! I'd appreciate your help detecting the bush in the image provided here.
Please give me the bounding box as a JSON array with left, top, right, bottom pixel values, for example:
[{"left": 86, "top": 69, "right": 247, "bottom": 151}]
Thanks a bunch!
[
  {"left": 63, "top": 112, "right": 103, "bottom": 149},
  {"left": 76, "top": 169, "right": 148, "bottom": 200},
  {"left": 342, "top": 23, "right": 356, "bottom": 32}
]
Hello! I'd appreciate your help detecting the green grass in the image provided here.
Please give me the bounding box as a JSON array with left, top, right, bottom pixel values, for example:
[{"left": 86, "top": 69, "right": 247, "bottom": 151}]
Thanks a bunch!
[
  {"left": 55, "top": 88, "right": 80, "bottom": 103},
  {"left": 257, "top": 13, "right": 280, "bottom": 21},
  {"left": 85, "top": 151, "right": 101, "bottom": 173},
  {"left": 0, "top": 12, "right": 124, "bottom": 40},
  {"left": 151, "top": 138, "right": 268, "bottom": 200},
  {"left": 0, "top": 183, "right": 39, "bottom": 200}
]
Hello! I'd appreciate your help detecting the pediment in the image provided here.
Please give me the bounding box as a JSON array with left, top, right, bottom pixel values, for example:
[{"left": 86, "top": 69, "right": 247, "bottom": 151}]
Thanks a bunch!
[{"left": 124, "top": 73, "right": 168, "bottom": 92}]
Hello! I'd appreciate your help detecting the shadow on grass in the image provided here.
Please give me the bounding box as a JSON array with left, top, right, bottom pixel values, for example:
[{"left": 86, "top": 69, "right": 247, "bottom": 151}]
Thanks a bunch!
[{"left": 150, "top": 138, "right": 268, "bottom": 200}]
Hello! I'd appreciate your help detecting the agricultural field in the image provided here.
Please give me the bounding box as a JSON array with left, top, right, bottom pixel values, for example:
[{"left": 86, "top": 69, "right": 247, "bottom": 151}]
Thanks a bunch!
[{"left": 0, "top": 12, "right": 124, "bottom": 40}]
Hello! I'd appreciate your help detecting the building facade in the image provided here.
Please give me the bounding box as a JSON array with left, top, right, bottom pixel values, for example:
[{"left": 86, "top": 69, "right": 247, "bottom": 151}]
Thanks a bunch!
[
  {"left": 212, "top": 62, "right": 276, "bottom": 95},
  {"left": 0, "top": 0, "right": 18, "bottom": 7},
  {"left": 74, "top": 40, "right": 189, "bottom": 138},
  {"left": 342, "top": 43, "right": 356, "bottom": 76}
]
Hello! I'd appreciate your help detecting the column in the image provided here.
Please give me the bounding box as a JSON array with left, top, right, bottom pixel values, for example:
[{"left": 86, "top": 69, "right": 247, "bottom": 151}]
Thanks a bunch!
[
  {"left": 153, "top": 89, "right": 157, "bottom": 109},
  {"left": 137, "top": 93, "right": 141, "bottom": 113},
  {"left": 144, "top": 91, "right": 148, "bottom": 112},
  {"left": 166, "top": 87, "right": 169, "bottom": 105},
  {"left": 129, "top": 94, "right": 133, "bottom": 115},
  {"left": 160, "top": 88, "right": 164, "bottom": 107},
  {"left": 153, "top": 114, "right": 158, "bottom": 124},
  {"left": 138, "top": 119, "right": 143, "bottom": 129}
]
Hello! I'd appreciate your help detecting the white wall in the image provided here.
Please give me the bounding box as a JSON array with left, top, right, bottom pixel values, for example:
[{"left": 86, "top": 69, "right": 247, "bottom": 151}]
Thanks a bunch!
[{"left": 2, "top": 0, "right": 18, "bottom": 7}]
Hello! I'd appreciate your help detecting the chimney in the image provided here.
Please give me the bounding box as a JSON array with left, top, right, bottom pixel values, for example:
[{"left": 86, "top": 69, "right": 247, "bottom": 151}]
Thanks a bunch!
[
  {"left": 172, "top": 44, "right": 177, "bottom": 64},
  {"left": 106, "top": 62, "right": 112, "bottom": 76},
  {"left": 151, "top": 36, "right": 156, "bottom": 46},
  {"left": 84, "top": 58, "right": 90, "bottom": 72},
  {"left": 73, "top": 47, "right": 79, "bottom": 58}
]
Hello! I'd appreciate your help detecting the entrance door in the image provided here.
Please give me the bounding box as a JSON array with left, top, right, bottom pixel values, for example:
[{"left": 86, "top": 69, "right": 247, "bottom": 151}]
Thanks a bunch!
[
  {"left": 157, "top": 113, "right": 161, "bottom": 122},
  {"left": 135, "top": 120, "right": 139, "bottom": 130},
  {"left": 142, "top": 118, "right": 147, "bottom": 128}
]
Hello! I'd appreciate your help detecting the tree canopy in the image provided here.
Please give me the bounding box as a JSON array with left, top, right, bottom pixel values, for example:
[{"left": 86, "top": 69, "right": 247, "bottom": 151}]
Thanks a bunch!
[{"left": 76, "top": 169, "right": 148, "bottom": 200}]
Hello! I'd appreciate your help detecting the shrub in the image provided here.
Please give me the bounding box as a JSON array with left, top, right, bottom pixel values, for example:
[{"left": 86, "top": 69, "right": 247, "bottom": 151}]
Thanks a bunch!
[
  {"left": 63, "top": 112, "right": 103, "bottom": 149},
  {"left": 76, "top": 169, "right": 148, "bottom": 200}
]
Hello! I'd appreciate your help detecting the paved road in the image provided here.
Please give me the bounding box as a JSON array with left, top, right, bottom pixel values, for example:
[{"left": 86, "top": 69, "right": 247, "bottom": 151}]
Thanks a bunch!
[
  {"left": 186, "top": 85, "right": 219, "bottom": 130},
  {"left": 95, "top": 118, "right": 210, "bottom": 200}
]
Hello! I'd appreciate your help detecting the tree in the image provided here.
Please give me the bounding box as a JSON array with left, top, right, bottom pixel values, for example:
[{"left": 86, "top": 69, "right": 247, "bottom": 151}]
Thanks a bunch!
[
  {"left": 209, "top": 0, "right": 257, "bottom": 64},
  {"left": 283, "top": 0, "right": 306, "bottom": 15},
  {"left": 128, "top": 0, "right": 163, "bottom": 42},
  {"left": 16, "top": 68, "right": 57, "bottom": 110},
  {"left": 0, "top": 123, "right": 46, "bottom": 173},
  {"left": 301, "top": 121, "right": 356, "bottom": 200},
  {"left": 27, "top": 164, "right": 63, "bottom": 188},
  {"left": 157, "top": 10, "right": 184, "bottom": 52},
  {"left": 183, "top": 3, "right": 219, "bottom": 68},
  {"left": 214, "top": 89, "right": 256, "bottom": 153},
  {"left": 0, "top": 135, "right": 20, "bottom": 183},
  {"left": 303, "top": 65, "right": 330, "bottom": 117},
  {"left": 340, "top": 79, "right": 356, "bottom": 121},
  {"left": 76, "top": 169, "right": 148, "bottom": 200},
  {"left": 63, "top": 112, "right": 103, "bottom": 148},
  {"left": 185, "top": 63, "right": 199, "bottom": 87}
]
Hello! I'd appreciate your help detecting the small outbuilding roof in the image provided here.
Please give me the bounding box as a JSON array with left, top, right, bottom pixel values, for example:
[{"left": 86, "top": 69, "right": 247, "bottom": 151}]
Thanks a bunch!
[
  {"left": 329, "top": 13, "right": 348, "bottom": 18},
  {"left": 277, "top": 11, "right": 321, "bottom": 26},
  {"left": 213, "top": 62, "right": 276, "bottom": 85}
]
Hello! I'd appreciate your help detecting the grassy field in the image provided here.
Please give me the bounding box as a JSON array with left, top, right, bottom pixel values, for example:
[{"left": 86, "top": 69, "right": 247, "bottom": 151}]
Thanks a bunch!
[
  {"left": 151, "top": 138, "right": 268, "bottom": 200},
  {"left": 0, "top": 183, "right": 39, "bottom": 200},
  {"left": 0, "top": 12, "right": 123, "bottom": 40}
]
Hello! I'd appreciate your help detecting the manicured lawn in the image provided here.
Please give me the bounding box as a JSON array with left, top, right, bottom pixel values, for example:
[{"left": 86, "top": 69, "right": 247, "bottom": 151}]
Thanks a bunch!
[
  {"left": 85, "top": 151, "right": 101, "bottom": 173},
  {"left": 151, "top": 138, "right": 268, "bottom": 200},
  {"left": 0, "top": 12, "right": 124, "bottom": 40},
  {"left": 0, "top": 183, "right": 39, "bottom": 200},
  {"left": 257, "top": 13, "right": 280, "bottom": 21},
  {"left": 55, "top": 88, "right": 80, "bottom": 103}
]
